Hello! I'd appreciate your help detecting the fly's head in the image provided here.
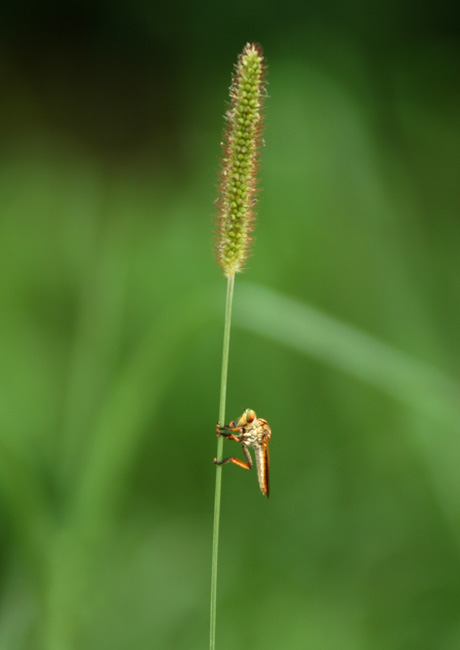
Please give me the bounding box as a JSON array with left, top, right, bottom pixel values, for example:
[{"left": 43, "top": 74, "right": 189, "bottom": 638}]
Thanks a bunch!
[{"left": 237, "top": 408, "right": 256, "bottom": 428}]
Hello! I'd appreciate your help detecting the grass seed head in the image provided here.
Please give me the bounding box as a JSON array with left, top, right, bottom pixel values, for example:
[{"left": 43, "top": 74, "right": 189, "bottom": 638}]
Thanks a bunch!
[{"left": 216, "top": 43, "right": 267, "bottom": 277}]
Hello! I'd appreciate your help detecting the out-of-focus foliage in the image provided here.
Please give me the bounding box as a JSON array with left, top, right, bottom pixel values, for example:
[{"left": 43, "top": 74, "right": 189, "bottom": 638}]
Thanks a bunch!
[{"left": 1, "top": 1, "right": 459, "bottom": 649}]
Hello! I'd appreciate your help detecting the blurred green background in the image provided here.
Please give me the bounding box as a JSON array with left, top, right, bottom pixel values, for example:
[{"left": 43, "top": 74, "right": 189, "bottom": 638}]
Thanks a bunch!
[{"left": 1, "top": 1, "right": 460, "bottom": 648}]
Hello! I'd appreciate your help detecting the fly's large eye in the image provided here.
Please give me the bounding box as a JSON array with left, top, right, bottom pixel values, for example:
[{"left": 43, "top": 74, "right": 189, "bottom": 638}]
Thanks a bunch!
[{"left": 245, "top": 409, "right": 255, "bottom": 423}]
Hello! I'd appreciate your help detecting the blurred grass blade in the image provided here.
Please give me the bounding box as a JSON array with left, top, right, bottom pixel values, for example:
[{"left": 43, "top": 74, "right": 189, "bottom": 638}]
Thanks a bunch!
[
  {"left": 41, "top": 285, "right": 222, "bottom": 650},
  {"left": 234, "top": 283, "right": 460, "bottom": 545},
  {"left": 0, "top": 440, "right": 52, "bottom": 580},
  {"left": 235, "top": 283, "right": 460, "bottom": 428},
  {"left": 70, "top": 284, "right": 221, "bottom": 530}
]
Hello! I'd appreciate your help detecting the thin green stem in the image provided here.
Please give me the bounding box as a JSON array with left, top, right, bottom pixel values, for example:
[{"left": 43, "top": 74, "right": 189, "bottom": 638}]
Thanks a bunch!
[{"left": 210, "top": 273, "right": 235, "bottom": 650}]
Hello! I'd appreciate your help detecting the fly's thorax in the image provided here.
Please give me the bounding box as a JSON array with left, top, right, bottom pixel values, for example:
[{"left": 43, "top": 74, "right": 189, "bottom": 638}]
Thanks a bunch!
[
  {"left": 241, "top": 429, "right": 260, "bottom": 448},
  {"left": 242, "top": 418, "right": 271, "bottom": 448},
  {"left": 258, "top": 419, "right": 272, "bottom": 440}
]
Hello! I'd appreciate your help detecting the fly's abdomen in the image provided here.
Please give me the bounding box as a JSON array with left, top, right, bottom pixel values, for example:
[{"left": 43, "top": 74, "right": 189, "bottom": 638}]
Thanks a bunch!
[{"left": 254, "top": 444, "right": 270, "bottom": 498}]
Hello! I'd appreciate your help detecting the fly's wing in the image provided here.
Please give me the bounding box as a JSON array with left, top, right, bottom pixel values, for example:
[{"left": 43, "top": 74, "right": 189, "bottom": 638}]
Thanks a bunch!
[{"left": 264, "top": 443, "right": 270, "bottom": 498}]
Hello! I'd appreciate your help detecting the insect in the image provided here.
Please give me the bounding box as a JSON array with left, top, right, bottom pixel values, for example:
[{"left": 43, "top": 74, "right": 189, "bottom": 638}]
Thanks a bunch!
[{"left": 213, "top": 408, "right": 272, "bottom": 498}]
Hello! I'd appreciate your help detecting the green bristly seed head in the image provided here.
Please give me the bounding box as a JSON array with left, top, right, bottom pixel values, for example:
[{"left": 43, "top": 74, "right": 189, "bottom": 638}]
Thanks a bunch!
[{"left": 216, "top": 43, "right": 267, "bottom": 277}]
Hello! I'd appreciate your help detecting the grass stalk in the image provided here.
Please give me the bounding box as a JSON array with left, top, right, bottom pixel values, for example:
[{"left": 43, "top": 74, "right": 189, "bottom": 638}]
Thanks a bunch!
[
  {"left": 210, "top": 273, "right": 235, "bottom": 650},
  {"left": 210, "top": 42, "right": 266, "bottom": 648}
]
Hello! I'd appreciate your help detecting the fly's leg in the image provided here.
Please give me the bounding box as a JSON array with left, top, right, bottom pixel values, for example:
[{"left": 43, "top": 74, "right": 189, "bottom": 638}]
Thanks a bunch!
[
  {"left": 215, "top": 430, "right": 241, "bottom": 443},
  {"left": 213, "top": 457, "right": 251, "bottom": 470},
  {"left": 241, "top": 443, "right": 253, "bottom": 468},
  {"left": 213, "top": 443, "right": 253, "bottom": 471},
  {"left": 216, "top": 422, "right": 243, "bottom": 442},
  {"left": 216, "top": 420, "right": 241, "bottom": 432}
]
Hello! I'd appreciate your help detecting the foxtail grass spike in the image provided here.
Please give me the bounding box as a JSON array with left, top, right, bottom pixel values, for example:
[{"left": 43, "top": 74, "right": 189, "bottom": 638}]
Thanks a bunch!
[{"left": 216, "top": 43, "right": 267, "bottom": 277}]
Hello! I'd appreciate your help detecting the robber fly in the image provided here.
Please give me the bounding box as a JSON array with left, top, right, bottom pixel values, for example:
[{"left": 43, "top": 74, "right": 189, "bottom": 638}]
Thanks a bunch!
[{"left": 213, "top": 408, "right": 272, "bottom": 498}]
